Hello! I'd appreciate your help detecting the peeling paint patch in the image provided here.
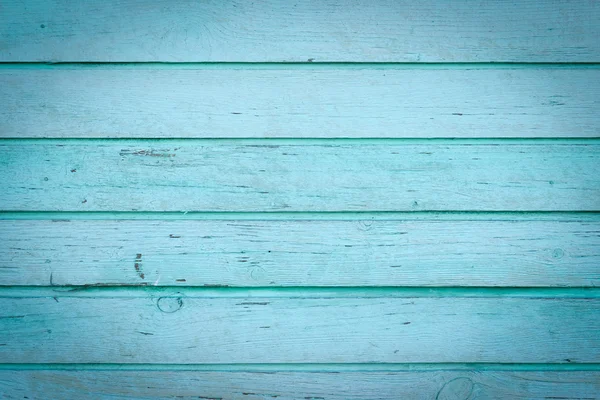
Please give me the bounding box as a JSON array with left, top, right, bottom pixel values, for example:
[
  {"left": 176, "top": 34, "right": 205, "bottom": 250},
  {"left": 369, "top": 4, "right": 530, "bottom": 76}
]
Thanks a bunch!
[{"left": 134, "top": 253, "right": 145, "bottom": 279}]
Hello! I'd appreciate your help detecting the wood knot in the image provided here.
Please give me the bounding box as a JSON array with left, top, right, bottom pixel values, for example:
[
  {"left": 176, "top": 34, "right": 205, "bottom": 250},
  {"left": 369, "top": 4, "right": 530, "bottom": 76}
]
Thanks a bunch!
[
  {"left": 552, "top": 248, "right": 564, "bottom": 259},
  {"left": 436, "top": 377, "right": 474, "bottom": 400},
  {"left": 357, "top": 220, "right": 373, "bottom": 231},
  {"left": 157, "top": 296, "right": 183, "bottom": 313}
]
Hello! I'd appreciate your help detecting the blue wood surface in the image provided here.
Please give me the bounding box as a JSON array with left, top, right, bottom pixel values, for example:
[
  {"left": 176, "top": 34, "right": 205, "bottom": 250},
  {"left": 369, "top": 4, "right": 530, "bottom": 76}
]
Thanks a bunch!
[
  {"left": 1, "top": 0, "right": 598, "bottom": 62},
  {"left": 0, "top": 1, "right": 598, "bottom": 398},
  {"left": 1, "top": 141, "right": 598, "bottom": 211},
  {"left": 1, "top": 218, "right": 597, "bottom": 287},
  {"left": 2, "top": 66, "right": 598, "bottom": 138}
]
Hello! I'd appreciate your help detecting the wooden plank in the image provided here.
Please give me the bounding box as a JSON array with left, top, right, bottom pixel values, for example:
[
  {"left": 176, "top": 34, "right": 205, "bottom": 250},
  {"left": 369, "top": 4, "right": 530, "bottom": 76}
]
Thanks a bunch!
[
  {"left": 0, "top": 296, "right": 597, "bottom": 363},
  {"left": 1, "top": 0, "right": 598, "bottom": 62},
  {"left": 1, "top": 67, "right": 599, "bottom": 138},
  {"left": 1, "top": 370, "right": 599, "bottom": 399},
  {"left": 0, "top": 219, "right": 598, "bottom": 287},
  {"left": 0, "top": 142, "right": 598, "bottom": 212}
]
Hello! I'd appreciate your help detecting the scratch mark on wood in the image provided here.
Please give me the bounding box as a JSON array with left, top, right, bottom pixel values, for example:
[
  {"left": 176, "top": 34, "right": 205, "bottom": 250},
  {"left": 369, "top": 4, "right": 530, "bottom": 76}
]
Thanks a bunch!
[
  {"left": 120, "top": 149, "right": 176, "bottom": 157},
  {"left": 436, "top": 377, "right": 474, "bottom": 400}
]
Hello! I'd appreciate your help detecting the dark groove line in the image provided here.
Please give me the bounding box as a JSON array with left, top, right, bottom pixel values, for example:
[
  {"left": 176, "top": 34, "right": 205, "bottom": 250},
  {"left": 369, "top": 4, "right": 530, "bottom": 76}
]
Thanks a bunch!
[
  {"left": 0, "top": 287, "right": 598, "bottom": 298},
  {"left": 1, "top": 138, "right": 599, "bottom": 144},
  {"left": 1, "top": 62, "right": 600, "bottom": 70},
  {"left": 0, "top": 363, "right": 599, "bottom": 372},
  {"left": 0, "top": 211, "right": 598, "bottom": 221}
]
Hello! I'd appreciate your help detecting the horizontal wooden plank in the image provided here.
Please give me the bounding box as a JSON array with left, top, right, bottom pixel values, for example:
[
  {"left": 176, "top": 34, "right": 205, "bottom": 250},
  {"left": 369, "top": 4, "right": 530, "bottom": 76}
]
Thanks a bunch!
[
  {"left": 1, "top": 68, "right": 599, "bottom": 138},
  {"left": 0, "top": 296, "right": 598, "bottom": 363},
  {"left": 0, "top": 142, "right": 598, "bottom": 211},
  {"left": 1, "top": 370, "right": 599, "bottom": 399},
  {"left": 1, "top": 0, "right": 599, "bottom": 62},
  {"left": 1, "top": 219, "right": 598, "bottom": 287}
]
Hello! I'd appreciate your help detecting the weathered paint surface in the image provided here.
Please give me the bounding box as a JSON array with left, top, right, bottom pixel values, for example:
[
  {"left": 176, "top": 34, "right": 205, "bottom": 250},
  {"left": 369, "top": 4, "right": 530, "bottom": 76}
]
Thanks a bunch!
[
  {"left": 1, "top": 370, "right": 599, "bottom": 400},
  {"left": 1, "top": 0, "right": 598, "bottom": 62},
  {"left": 0, "top": 295, "right": 598, "bottom": 363},
  {"left": 0, "top": 0, "right": 598, "bottom": 398},
  {"left": 0, "top": 219, "right": 598, "bottom": 287},
  {"left": 1, "top": 68, "right": 599, "bottom": 138},
  {"left": 1, "top": 142, "right": 598, "bottom": 211}
]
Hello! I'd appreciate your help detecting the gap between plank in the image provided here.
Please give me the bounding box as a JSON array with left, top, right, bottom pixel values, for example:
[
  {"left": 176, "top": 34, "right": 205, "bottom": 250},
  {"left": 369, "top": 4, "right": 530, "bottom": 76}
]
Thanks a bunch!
[
  {"left": 1, "top": 138, "right": 599, "bottom": 144},
  {"left": 1, "top": 62, "right": 600, "bottom": 70},
  {"left": 0, "top": 287, "right": 598, "bottom": 298},
  {"left": 0, "top": 363, "right": 598, "bottom": 372},
  {"left": 0, "top": 211, "right": 598, "bottom": 221}
]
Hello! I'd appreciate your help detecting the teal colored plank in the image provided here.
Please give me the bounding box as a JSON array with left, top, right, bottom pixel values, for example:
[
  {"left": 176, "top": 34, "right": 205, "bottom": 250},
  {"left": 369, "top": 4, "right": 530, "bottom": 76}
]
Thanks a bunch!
[
  {"left": 0, "top": 143, "right": 598, "bottom": 211},
  {"left": 0, "top": 296, "right": 598, "bottom": 363},
  {"left": 0, "top": 219, "right": 598, "bottom": 287},
  {"left": 1, "top": 68, "right": 599, "bottom": 138},
  {"left": 1, "top": 370, "right": 599, "bottom": 399},
  {"left": 1, "top": 0, "right": 598, "bottom": 62}
]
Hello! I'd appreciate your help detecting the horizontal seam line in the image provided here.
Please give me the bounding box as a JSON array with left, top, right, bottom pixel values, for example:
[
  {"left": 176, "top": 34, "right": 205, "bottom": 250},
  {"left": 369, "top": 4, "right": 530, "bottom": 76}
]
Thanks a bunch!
[
  {"left": 1, "top": 61, "right": 600, "bottom": 66},
  {"left": 1, "top": 138, "right": 599, "bottom": 142},
  {"left": 1, "top": 287, "right": 598, "bottom": 297},
  {"left": 1, "top": 211, "right": 599, "bottom": 221},
  {"left": 0, "top": 363, "right": 598, "bottom": 371}
]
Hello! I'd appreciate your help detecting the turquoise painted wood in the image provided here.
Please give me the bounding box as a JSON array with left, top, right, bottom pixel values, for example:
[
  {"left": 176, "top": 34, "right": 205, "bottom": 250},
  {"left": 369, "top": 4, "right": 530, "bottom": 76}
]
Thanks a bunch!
[
  {"left": 1, "top": 142, "right": 598, "bottom": 211},
  {"left": 0, "top": 294, "right": 598, "bottom": 363},
  {"left": 0, "top": 218, "right": 598, "bottom": 287},
  {"left": 1, "top": 67, "right": 599, "bottom": 138},
  {"left": 1, "top": 0, "right": 598, "bottom": 62},
  {"left": 1, "top": 0, "right": 599, "bottom": 398},
  {"left": 1, "top": 370, "right": 599, "bottom": 400}
]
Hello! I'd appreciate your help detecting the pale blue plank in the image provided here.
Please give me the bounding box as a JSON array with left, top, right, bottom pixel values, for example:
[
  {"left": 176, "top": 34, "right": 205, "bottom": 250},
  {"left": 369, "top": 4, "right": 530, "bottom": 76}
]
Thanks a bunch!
[
  {"left": 0, "top": 142, "right": 598, "bottom": 211},
  {"left": 1, "top": 68, "right": 599, "bottom": 138},
  {"left": 1, "top": 0, "right": 598, "bottom": 62},
  {"left": 0, "top": 219, "right": 598, "bottom": 287}
]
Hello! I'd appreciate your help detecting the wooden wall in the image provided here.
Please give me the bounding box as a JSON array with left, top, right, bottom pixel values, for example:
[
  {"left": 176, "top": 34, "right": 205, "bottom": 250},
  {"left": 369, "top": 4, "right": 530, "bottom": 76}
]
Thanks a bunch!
[{"left": 1, "top": 1, "right": 599, "bottom": 398}]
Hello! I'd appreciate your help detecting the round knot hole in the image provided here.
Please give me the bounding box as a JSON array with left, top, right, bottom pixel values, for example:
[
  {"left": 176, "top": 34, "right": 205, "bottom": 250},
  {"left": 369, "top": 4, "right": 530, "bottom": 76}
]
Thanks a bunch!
[{"left": 157, "top": 296, "right": 183, "bottom": 313}]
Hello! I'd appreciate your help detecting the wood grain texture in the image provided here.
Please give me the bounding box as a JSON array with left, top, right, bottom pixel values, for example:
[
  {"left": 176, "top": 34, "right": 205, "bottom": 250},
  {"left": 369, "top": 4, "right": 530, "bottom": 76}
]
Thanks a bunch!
[
  {"left": 0, "top": 296, "right": 598, "bottom": 363},
  {"left": 1, "top": 219, "right": 598, "bottom": 287},
  {"left": 1, "top": 370, "right": 599, "bottom": 400},
  {"left": 1, "top": 142, "right": 598, "bottom": 212},
  {"left": 1, "top": 67, "right": 599, "bottom": 138},
  {"left": 1, "top": 0, "right": 599, "bottom": 62}
]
